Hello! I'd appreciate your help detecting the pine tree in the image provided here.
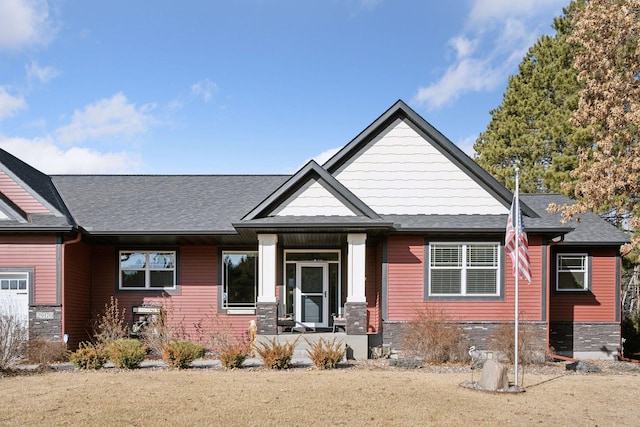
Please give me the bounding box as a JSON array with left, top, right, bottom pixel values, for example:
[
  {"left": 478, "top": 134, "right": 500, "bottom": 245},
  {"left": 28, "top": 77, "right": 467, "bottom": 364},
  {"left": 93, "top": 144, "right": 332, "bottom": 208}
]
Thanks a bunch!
[{"left": 474, "top": 1, "right": 590, "bottom": 194}]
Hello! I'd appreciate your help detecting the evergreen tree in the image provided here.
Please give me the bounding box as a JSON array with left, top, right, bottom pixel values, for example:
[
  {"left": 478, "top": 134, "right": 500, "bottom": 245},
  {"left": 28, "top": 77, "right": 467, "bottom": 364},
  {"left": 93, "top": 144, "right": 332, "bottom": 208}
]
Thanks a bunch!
[{"left": 474, "top": 1, "right": 590, "bottom": 194}]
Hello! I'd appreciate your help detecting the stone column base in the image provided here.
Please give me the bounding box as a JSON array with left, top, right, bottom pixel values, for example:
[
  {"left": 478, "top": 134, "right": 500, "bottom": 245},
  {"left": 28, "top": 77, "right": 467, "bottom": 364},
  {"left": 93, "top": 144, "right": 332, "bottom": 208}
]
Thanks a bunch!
[
  {"left": 345, "top": 302, "right": 367, "bottom": 335},
  {"left": 29, "top": 305, "right": 62, "bottom": 341},
  {"left": 256, "top": 302, "right": 278, "bottom": 335}
]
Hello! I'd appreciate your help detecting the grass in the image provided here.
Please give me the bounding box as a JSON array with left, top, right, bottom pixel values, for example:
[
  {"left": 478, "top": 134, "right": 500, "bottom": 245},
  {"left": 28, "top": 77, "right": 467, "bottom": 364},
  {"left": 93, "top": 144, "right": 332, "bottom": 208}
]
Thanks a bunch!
[{"left": 0, "top": 364, "right": 638, "bottom": 426}]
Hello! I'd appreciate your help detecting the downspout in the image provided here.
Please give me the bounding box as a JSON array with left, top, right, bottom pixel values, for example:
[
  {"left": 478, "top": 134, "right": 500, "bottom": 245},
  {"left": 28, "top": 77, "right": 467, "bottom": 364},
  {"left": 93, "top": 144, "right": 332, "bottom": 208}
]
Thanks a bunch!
[
  {"left": 61, "top": 232, "right": 82, "bottom": 343},
  {"left": 546, "top": 235, "right": 564, "bottom": 359}
]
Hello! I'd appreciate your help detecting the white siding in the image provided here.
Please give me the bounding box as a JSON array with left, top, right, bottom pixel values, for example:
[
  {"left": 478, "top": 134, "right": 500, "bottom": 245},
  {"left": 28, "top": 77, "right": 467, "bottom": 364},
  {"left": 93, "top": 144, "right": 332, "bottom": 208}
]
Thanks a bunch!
[
  {"left": 273, "top": 181, "right": 356, "bottom": 216},
  {"left": 334, "top": 119, "right": 508, "bottom": 215}
]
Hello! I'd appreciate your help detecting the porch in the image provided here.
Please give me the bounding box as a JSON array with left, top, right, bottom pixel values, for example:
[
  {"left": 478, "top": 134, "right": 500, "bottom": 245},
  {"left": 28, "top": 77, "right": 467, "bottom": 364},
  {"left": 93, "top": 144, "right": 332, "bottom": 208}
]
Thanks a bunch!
[{"left": 254, "top": 233, "right": 371, "bottom": 345}]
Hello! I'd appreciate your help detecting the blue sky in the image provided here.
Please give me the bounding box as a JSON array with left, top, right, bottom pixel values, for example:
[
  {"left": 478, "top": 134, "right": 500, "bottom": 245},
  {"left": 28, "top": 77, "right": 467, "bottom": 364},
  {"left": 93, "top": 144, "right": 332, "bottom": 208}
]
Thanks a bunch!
[{"left": 0, "top": 0, "right": 567, "bottom": 175}]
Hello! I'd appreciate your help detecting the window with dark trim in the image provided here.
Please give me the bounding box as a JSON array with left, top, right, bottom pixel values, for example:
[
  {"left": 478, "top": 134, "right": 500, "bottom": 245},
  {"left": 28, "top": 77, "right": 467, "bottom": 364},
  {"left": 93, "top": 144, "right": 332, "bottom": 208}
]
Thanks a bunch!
[
  {"left": 428, "top": 243, "right": 500, "bottom": 296},
  {"left": 222, "top": 251, "right": 258, "bottom": 309},
  {"left": 556, "top": 253, "right": 589, "bottom": 291},
  {"left": 119, "top": 251, "right": 176, "bottom": 290}
]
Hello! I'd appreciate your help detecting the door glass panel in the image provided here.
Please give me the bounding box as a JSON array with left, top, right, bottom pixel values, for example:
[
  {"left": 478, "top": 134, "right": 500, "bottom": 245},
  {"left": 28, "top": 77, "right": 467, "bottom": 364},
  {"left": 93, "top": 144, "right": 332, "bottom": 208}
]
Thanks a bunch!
[
  {"left": 302, "top": 296, "right": 322, "bottom": 323},
  {"left": 301, "top": 267, "right": 323, "bottom": 293}
]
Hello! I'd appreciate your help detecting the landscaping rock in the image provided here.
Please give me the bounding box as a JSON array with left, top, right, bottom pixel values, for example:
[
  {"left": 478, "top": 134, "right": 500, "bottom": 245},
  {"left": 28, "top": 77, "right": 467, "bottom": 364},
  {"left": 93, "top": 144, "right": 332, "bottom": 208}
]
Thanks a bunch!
[{"left": 477, "top": 359, "right": 509, "bottom": 391}]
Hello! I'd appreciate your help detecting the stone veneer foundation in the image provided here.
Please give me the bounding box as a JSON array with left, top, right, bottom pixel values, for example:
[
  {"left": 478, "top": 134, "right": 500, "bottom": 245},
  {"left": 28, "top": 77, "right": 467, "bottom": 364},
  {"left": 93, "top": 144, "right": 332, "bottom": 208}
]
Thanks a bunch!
[{"left": 29, "top": 305, "right": 62, "bottom": 341}]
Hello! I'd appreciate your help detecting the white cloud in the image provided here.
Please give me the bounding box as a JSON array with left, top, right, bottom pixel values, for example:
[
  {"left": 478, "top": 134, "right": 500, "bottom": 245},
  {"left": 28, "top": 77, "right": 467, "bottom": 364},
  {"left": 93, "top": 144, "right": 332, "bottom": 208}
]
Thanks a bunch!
[
  {"left": 0, "top": 0, "right": 55, "bottom": 50},
  {"left": 26, "top": 61, "right": 60, "bottom": 85},
  {"left": 312, "top": 147, "right": 341, "bottom": 166},
  {"left": 191, "top": 79, "right": 218, "bottom": 102},
  {"left": 0, "top": 135, "right": 141, "bottom": 174},
  {"left": 456, "top": 135, "right": 478, "bottom": 158},
  {"left": 413, "top": 0, "right": 565, "bottom": 111},
  {"left": 414, "top": 58, "right": 502, "bottom": 110},
  {"left": 56, "top": 93, "right": 155, "bottom": 144},
  {"left": 0, "top": 87, "right": 27, "bottom": 120},
  {"left": 449, "top": 36, "right": 477, "bottom": 60}
]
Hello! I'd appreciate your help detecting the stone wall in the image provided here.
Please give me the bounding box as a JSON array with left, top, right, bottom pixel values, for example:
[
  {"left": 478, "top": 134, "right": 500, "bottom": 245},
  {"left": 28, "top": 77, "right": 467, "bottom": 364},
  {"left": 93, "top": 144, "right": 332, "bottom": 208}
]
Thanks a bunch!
[
  {"left": 256, "top": 302, "right": 277, "bottom": 335},
  {"left": 383, "top": 320, "right": 547, "bottom": 358},
  {"left": 550, "top": 321, "right": 620, "bottom": 359},
  {"left": 345, "top": 302, "right": 367, "bottom": 335},
  {"left": 29, "top": 305, "right": 62, "bottom": 341}
]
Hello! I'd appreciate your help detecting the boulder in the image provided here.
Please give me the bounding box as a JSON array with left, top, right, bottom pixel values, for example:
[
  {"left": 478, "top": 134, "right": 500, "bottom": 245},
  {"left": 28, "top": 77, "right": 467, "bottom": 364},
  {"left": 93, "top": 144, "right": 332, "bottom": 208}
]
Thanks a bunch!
[{"left": 477, "top": 359, "right": 510, "bottom": 391}]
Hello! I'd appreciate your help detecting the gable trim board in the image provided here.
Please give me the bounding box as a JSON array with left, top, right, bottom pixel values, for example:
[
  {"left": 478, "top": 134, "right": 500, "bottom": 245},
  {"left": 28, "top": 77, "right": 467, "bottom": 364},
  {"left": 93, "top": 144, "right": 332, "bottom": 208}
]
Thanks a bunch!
[{"left": 0, "top": 100, "right": 628, "bottom": 360}]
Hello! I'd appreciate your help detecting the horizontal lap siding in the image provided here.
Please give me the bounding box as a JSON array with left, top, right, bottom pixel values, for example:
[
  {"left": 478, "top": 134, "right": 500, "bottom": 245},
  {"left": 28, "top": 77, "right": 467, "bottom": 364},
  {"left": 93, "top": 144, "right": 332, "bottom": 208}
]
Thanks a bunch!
[
  {"left": 365, "top": 243, "right": 380, "bottom": 332},
  {"left": 91, "top": 245, "right": 252, "bottom": 343},
  {"left": 0, "top": 171, "right": 50, "bottom": 214},
  {"left": 63, "top": 241, "right": 92, "bottom": 347},
  {"left": 0, "top": 234, "right": 58, "bottom": 304},
  {"left": 550, "top": 248, "right": 618, "bottom": 322},
  {"left": 387, "top": 235, "right": 544, "bottom": 322}
]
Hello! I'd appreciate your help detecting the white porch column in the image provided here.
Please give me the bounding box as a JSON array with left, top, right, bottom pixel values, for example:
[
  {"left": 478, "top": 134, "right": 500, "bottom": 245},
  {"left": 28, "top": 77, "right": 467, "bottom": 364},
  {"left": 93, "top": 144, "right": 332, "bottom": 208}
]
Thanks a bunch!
[
  {"left": 257, "top": 234, "right": 278, "bottom": 303},
  {"left": 347, "top": 233, "right": 367, "bottom": 303}
]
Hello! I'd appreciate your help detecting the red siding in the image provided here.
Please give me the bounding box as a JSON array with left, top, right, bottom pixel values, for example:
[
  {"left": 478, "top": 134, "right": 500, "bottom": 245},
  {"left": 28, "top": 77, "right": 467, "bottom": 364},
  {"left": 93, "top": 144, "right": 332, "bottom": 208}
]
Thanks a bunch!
[
  {"left": 0, "top": 170, "right": 50, "bottom": 214},
  {"left": 63, "top": 241, "right": 92, "bottom": 347},
  {"left": 0, "top": 234, "right": 58, "bottom": 304},
  {"left": 386, "top": 235, "right": 544, "bottom": 322},
  {"left": 90, "top": 245, "right": 254, "bottom": 344},
  {"left": 365, "top": 243, "right": 381, "bottom": 332},
  {"left": 550, "top": 248, "right": 618, "bottom": 322}
]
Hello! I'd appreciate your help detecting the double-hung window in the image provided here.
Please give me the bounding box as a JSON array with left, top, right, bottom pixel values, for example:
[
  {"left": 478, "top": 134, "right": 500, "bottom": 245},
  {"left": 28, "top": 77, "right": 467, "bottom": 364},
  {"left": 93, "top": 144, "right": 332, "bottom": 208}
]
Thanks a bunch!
[
  {"left": 119, "top": 251, "right": 176, "bottom": 290},
  {"left": 556, "top": 253, "right": 588, "bottom": 291},
  {"left": 222, "top": 252, "right": 258, "bottom": 309},
  {"left": 429, "top": 243, "right": 500, "bottom": 296}
]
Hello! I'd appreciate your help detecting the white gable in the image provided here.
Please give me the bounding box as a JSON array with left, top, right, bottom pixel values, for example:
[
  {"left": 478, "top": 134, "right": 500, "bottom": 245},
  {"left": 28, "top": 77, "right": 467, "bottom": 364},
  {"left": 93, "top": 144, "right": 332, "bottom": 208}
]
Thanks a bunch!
[
  {"left": 272, "top": 180, "right": 356, "bottom": 216},
  {"left": 333, "top": 119, "right": 508, "bottom": 215}
]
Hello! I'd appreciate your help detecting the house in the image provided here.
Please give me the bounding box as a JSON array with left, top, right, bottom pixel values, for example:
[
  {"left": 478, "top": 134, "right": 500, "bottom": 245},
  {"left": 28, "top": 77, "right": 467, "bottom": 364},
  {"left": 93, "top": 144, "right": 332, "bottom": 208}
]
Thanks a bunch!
[{"left": 0, "top": 100, "right": 628, "bottom": 360}]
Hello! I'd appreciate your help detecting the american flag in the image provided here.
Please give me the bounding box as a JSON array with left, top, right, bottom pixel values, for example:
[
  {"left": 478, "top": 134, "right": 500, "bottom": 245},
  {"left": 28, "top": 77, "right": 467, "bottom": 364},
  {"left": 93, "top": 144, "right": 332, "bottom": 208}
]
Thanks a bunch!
[{"left": 505, "top": 195, "right": 532, "bottom": 283}]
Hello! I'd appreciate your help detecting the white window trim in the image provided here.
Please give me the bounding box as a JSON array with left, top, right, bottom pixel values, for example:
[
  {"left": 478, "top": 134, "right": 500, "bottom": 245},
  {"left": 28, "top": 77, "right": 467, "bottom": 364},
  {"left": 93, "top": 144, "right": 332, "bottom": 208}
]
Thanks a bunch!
[
  {"left": 428, "top": 242, "right": 501, "bottom": 297},
  {"left": 119, "top": 250, "right": 177, "bottom": 290},
  {"left": 556, "top": 253, "right": 589, "bottom": 292},
  {"left": 222, "top": 251, "right": 258, "bottom": 310}
]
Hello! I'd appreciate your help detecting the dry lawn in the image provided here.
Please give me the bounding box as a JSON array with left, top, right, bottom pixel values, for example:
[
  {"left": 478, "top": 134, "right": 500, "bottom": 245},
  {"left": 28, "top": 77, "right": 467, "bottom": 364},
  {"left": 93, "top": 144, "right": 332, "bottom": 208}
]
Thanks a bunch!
[{"left": 0, "top": 362, "right": 638, "bottom": 426}]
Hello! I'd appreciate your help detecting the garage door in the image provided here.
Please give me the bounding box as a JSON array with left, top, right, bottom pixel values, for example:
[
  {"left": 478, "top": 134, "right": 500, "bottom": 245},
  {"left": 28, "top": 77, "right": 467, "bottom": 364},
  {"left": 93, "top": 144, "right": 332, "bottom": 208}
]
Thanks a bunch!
[{"left": 0, "top": 272, "right": 29, "bottom": 329}]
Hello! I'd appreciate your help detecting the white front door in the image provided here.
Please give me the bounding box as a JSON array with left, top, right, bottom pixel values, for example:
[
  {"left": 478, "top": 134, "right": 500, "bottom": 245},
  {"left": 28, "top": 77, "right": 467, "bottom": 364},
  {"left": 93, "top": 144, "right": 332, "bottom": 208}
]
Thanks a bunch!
[
  {"left": 0, "top": 272, "right": 29, "bottom": 330},
  {"left": 295, "top": 263, "right": 328, "bottom": 328}
]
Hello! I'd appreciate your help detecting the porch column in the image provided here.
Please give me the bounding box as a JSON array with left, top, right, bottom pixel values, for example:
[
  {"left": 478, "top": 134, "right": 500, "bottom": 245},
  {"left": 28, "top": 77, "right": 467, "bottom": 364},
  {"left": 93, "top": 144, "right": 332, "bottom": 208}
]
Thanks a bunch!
[
  {"left": 347, "top": 233, "right": 366, "bottom": 303},
  {"left": 256, "top": 234, "right": 278, "bottom": 334},
  {"left": 346, "top": 233, "right": 367, "bottom": 335}
]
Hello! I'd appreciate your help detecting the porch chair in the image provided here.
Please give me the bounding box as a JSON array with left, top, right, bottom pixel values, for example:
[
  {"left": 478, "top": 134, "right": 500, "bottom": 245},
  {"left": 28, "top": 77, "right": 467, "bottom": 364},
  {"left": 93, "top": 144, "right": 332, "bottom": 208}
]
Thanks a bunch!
[{"left": 332, "top": 309, "right": 347, "bottom": 333}]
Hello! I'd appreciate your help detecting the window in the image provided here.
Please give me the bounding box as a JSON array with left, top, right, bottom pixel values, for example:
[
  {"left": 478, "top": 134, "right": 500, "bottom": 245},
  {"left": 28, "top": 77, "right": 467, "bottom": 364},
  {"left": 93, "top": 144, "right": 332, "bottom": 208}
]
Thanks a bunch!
[
  {"left": 223, "top": 252, "right": 258, "bottom": 309},
  {"left": 429, "top": 243, "right": 500, "bottom": 296},
  {"left": 556, "top": 254, "right": 588, "bottom": 291},
  {"left": 119, "top": 251, "right": 176, "bottom": 290}
]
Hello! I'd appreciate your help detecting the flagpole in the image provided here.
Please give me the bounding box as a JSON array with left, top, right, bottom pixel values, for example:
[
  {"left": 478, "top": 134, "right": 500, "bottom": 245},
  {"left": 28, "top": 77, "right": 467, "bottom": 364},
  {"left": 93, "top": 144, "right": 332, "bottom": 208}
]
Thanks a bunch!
[{"left": 514, "top": 168, "right": 520, "bottom": 388}]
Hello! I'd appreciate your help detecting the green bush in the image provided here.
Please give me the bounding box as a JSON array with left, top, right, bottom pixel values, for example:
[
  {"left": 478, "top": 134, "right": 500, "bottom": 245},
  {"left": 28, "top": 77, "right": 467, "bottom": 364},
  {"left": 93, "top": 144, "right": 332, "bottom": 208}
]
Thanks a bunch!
[
  {"left": 305, "top": 337, "right": 345, "bottom": 369},
  {"left": 107, "top": 338, "right": 147, "bottom": 369},
  {"left": 256, "top": 337, "right": 299, "bottom": 370},
  {"left": 69, "top": 342, "right": 107, "bottom": 370},
  {"left": 218, "top": 341, "right": 250, "bottom": 370},
  {"left": 162, "top": 340, "right": 206, "bottom": 369}
]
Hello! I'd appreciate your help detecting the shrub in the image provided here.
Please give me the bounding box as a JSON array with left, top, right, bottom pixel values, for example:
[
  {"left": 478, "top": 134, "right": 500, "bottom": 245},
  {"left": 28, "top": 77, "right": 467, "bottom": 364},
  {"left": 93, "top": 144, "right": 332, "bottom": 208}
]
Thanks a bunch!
[
  {"left": 93, "top": 296, "right": 128, "bottom": 345},
  {"left": 28, "top": 337, "right": 68, "bottom": 366},
  {"left": 140, "top": 303, "right": 176, "bottom": 358},
  {"left": 256, "top": 337, "right": 299, "bottom": 369},
  {"left": 401, "top": 307, "right": 467, "bottom": 363},
  {"left": 305, "top": 337, "right": 345, "bottom": 369},
  {"left": 69, "top": 342, "right": 107, "bottom": 370},
  {"left": 162, "top": 340, "right": 206, "bottom": 369},
  {"left": 488, "top": 321, "right": 546, "bottom": 364},
  {"left": 218, "top": 340, "right": 250, "bottom": 370},
  {"left": 107, "top": 338, "right": 147, "bottom": 369},
  {"left": 0, "top": 313, "right": 28, "bottom": 370}
]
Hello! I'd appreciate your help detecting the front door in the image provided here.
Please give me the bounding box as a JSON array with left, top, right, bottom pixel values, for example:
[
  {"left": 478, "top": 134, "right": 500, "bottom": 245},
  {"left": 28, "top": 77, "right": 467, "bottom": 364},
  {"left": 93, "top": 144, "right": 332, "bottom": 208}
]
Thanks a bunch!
[{"left": 295, "top": 263, "right": 328, "bottom": 328}]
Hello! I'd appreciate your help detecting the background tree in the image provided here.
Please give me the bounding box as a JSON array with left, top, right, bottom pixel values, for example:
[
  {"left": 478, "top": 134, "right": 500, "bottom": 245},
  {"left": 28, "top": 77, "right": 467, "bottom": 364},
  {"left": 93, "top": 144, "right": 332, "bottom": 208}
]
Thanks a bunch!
[
  {"left": 474, "top": 1, "right": 590, "bottom": 194},
  {"left": 555, "top": 0, "right": 640, "bottom": 255}
]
